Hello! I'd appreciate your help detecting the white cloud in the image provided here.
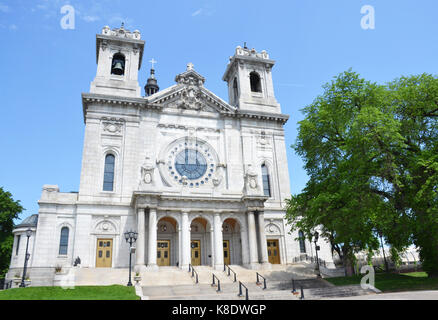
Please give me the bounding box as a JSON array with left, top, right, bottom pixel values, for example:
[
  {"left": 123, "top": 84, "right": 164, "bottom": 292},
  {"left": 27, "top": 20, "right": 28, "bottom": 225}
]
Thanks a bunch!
[
  {"left": 82, "top": 15, "right": 100, "bottom": 22},
  {"left": 191, "top": 9, "right": 202, "bottom": 17},
  {"left": 0, "top": 3, "right": 10, "bottom": 13}
]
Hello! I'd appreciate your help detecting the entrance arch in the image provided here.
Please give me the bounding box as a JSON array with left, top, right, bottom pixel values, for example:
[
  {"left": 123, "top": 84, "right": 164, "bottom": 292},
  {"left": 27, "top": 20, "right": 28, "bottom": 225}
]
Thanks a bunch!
[
  {"left": 190, "top": 217, "right": 213, "bottom": 266},
  {"left": 222, "top": 218, "right": 242, "bottom": 265},
  {"left": 157, "top": 216, "right": 179, "bottom": 266}
]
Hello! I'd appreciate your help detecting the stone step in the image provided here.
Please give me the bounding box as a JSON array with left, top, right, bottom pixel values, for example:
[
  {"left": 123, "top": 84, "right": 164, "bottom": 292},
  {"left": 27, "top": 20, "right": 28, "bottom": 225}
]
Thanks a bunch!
[{"left": 305, "top": 285, "right": 376, "bottom": 299}]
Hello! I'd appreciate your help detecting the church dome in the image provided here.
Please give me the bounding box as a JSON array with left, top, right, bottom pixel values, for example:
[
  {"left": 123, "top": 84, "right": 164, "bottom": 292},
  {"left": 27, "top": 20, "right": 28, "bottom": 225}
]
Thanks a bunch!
[
  {"left": 145, "top": 68, "right": 159, "bottom": 96},
  {"left": 15, "top": 214, "right": 38, "bottom": 228}
]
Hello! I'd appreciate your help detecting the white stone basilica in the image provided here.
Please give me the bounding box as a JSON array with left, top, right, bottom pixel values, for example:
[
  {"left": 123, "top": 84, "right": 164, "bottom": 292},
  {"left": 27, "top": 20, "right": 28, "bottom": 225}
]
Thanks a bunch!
[{"left": 7, "top": 25, "right": 334, "bottom": 286}]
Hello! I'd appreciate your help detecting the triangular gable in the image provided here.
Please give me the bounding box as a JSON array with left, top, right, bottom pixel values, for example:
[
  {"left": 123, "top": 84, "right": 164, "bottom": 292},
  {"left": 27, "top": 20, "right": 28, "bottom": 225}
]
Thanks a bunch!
[{"left": 145, "top": 64, "right": 237, "bottom": 115}]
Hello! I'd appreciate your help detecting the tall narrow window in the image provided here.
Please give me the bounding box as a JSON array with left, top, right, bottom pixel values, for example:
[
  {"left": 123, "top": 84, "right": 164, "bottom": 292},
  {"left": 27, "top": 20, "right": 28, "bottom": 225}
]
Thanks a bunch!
[
  {"left": 59, "top": 227, "right": 69, "bottom": 255},
  {"left": 250, "top": 72, "right": 262, "bottom": 93},
  {"left": 299, "top": 230, "right": 306, "bottom": 253},
  {"left": 233, "top": 78, "right": 239, "bottom": 105},
  {"left": 261, "top": 164, "right": 271, "bottom": 197},
  {"left": 15, "top": 235, "right": 21, "bottom": 255},
  {"left": 103, "top": 154, "right": 115, "bottom": 191},
  {"left": 111, "top": 53, "right": 125, "bottom": 75}
]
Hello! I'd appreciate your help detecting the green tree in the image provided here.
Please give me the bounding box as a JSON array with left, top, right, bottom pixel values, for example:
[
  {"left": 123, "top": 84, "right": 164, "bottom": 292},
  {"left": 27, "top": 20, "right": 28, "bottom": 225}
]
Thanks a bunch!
[
  {"left": 0, "top": 187, "right": 24, "bottom": 277},
  {"left": 286, "top": 70, "right": 438, "bottom": 277}
]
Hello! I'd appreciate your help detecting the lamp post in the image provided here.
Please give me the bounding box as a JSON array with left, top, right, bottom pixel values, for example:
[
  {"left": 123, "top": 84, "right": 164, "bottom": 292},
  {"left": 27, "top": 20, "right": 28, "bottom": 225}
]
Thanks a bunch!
[
  {"left": 313, "top": 231, "right": 321, "bottom": 278},
  {"left": 19, "top": 228, "right": 32, "bottom": 288},
  {"left": 124, "top": 230, "right": 138, "bottom": 286}
]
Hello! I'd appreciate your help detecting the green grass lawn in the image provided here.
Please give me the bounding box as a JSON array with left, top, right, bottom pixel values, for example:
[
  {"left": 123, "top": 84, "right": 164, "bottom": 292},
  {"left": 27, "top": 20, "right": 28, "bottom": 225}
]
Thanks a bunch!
[
  {"left": 325, "top": 272, "right": 438, "bottom": 292},
  {"left": 0, "top": 285, "right": 139, "bottom": 300}
]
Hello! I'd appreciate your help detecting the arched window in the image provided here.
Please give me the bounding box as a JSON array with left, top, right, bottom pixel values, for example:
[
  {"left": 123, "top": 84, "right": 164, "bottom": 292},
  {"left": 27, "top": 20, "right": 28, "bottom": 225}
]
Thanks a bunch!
[
  {"left": 250, "top": 72, "right": 262, "bottom": 93},
  {"left": 59, "top": 227, "right": 69, "bottom": 255},
  {"left": 233, "top": 78, "right": 239, "bottom": 105},
  {"left": 103, "top": 154, "right": 115, "bottom": 191},
  {"left": 299, "top": 230, "right": 306, "bottom": 253},
  {"left": 261, "top": 164, "right": 271, "bottom": 197},
  {"left": 111, "top": 53, "right": 125, "bottom": 75}
]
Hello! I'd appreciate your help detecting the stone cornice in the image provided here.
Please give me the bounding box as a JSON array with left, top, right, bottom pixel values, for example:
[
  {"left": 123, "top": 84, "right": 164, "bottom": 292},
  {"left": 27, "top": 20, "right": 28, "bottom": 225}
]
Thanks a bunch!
[
  {"left": 81, "top": 93, "right": 288, "bottom": 124},
  {"left": 132, "top": 191, "right": 269, "bottom": 212}
]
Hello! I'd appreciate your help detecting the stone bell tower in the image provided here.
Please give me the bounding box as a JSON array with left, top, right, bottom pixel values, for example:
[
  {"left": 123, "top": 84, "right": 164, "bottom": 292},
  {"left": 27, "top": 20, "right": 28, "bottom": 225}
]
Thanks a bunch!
[
  {"left": 222, "top": 45, "right": 281, "bottom": 114},
  {"left": 90, "top": 24, "right": 145, "bottom": 97}
]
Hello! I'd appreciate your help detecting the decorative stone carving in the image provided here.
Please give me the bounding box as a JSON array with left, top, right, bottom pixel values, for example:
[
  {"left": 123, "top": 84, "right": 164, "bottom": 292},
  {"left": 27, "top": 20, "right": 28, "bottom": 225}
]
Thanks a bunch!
[
  {"left": 212, "top": 163, "right": 226, "bottom": 187},
  {"left": 259, "top": 131, "right": 269, "bottom": 145},
  {"left": 102, "top": 117, "right": 124, "bottom": 134},
  {"left": 246, "top": 164, "right": 258, "bottom": 189},
  {"left": 140, "top": 156, "right": 155, "bottom": 185},
  {"left": 177, "top": 85, "right": 204, "bottom": 110},
  {"left": 243, "top": 164, "right": 261, "bottom": 196}
]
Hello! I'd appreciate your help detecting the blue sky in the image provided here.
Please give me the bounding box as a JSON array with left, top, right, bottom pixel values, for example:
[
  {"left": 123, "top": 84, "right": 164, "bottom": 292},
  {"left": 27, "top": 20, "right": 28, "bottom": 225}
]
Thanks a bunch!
[{"left": 1, "top": 0, "right": 438, "bottom": 223}]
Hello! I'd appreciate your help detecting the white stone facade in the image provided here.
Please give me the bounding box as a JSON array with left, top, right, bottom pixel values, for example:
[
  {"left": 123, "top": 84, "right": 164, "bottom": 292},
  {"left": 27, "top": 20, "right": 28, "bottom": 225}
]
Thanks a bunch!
[{"left": 7, "top": 25, "right": 334, "bottom": 286}]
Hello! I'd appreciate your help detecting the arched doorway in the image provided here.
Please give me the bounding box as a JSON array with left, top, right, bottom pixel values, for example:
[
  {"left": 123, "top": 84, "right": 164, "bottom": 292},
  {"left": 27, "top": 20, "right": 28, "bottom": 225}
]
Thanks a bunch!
[
  {"left": 156, "top": 217, "right": 179, "bottom": 267},
  {"left": 222, "top": 218, "right": 242, "bottom": 266},
  {"left": 190, "top": 217, "right": 212, "bottom": 266}
]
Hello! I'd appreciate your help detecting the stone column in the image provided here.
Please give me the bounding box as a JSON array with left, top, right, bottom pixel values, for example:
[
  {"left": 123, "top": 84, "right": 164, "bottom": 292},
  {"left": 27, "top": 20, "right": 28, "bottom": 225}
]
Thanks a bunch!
[
  {"left": 257, "top": 211, "right": 270, "bottom": 268},
  {"left": 213, "top": 212, "right": 224, "bottom": 270},
  {"left": 210, "top": 227, "right": 215, "bottom": 267},
  {"left": 135, "top": 208, "right": 146, "bottom": 271},
  {"left": 180, "top": 211, "right": 191, "bottom": 269},
  {"left": 178, "top": 226, "right": 182, "bottom": 267},
  {"left": 147, "top": 208, "right": 158, "bottom": 270},
  {"left": 247, "top": 211, "right": 259, "bottom": 269},
  {"left": 240, "top": 224, "right": 249, "bottom": 266}
]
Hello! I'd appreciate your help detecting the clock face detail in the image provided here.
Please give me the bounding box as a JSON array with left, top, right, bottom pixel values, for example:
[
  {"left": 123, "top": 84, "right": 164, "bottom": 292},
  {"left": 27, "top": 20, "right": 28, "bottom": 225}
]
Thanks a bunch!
[
  {"left": 165, "top": 139, "right": 216, "bottom": 188},
  {"left": 175, "top": 149, "right": 207, "bottom": 180}
]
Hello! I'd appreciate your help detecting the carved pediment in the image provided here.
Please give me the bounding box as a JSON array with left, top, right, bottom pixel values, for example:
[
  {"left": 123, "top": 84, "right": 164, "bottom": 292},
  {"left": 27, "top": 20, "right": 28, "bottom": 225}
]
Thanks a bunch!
[{"left": 146, "top": 63, "right": 237, "bottom": 115}]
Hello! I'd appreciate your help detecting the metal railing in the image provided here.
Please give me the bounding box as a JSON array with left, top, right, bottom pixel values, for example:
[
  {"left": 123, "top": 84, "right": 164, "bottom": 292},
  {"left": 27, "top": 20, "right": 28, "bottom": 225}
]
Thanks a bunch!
[
  {"left": 188, "top": 264, "right": 199, "bottom": 284},
  {"left": 238, "top": 281, "right": 249, "bottom": 300},
  {"left": 0, "top": 279, "right": 12, "bottom": 290},
  {"left": 256, "top": 272, "right": 267, "bottom": 290},
  {"left": 224, "top": 264, "right": 237, "bottom": 282},
  {"left": 291, "top": 278, "right": 296, "bottom": 293},
  {"left": 211, "top": 274, "right": 221, "bottom": 292}
]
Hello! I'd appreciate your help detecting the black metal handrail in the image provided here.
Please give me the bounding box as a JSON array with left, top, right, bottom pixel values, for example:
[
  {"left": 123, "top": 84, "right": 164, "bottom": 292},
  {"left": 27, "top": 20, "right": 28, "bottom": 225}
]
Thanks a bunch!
[
  {"left": 188, "top": 264, "right": 199, "bottom": 284},
  {"left": 224, "top": 264, "right": 237, "bottom": 282},
  {"left": 238, "top": 281, "right": 249, "bottom": 300},
  {"left": 256, "top": 272, "right": 267, "bottom": 290},
  {"left": 211, "top": 274, "right": 221, "bottom": 292}
]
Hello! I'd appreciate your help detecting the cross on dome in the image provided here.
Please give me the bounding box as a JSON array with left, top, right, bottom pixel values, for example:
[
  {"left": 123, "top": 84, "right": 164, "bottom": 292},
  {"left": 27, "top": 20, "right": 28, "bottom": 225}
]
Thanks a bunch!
[{"left": 149, "top": 58, "right": 157, "bottom": 69}]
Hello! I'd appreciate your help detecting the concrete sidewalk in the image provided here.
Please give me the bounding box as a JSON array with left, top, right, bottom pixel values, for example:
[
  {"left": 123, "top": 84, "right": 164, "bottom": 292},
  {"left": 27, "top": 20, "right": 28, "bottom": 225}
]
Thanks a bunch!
[{"left": 326, "top": 290, "right": 438, "bottom": 300}]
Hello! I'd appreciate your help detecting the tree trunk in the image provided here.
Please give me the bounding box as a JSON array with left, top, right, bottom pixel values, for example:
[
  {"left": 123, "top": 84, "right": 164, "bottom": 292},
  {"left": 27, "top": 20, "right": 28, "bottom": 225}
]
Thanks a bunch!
[{"left": 342, "top": 246, "right": 355, "bottom": 276}]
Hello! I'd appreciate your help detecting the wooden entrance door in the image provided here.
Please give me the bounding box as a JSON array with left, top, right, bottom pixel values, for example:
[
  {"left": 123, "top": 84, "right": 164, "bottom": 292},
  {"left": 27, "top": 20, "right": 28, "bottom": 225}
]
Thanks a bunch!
[
  {"left": 191, "top": 240, "right": 201, "bottom": 266},
  {"left": 157, "top": 240, "right": 170, "bottom": 266},
  {"left": 267, "top": 239, "right": 280, "bottom": 264},
  {"left": 96, "top": 239, "right": 113, "bottom": 267},
  {"left": 223, "top": 240, "right": 230, "bottom": 265}
]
